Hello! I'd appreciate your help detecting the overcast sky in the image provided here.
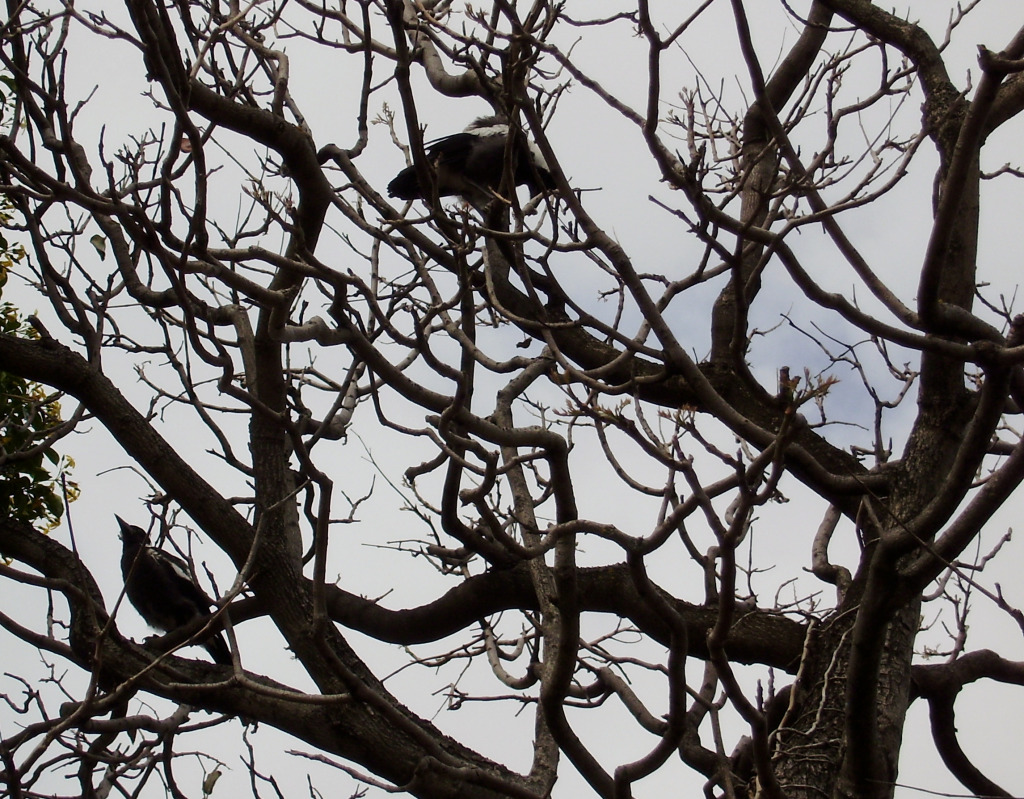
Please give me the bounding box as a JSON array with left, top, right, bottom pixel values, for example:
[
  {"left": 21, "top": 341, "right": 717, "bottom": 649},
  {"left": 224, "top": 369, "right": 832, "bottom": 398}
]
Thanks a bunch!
[{"left": 4, "top": 2, "right": 1024, "bottom": 797}]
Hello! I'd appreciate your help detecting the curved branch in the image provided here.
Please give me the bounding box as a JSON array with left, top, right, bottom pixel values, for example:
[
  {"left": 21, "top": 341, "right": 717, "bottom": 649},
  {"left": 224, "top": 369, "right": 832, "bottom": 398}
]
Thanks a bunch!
[
  {"left": 324, "top": 562, "right": 805, "bottom": 673},
  {"left": 913, "top": 650, "right": 1024, "bottom": 799}
]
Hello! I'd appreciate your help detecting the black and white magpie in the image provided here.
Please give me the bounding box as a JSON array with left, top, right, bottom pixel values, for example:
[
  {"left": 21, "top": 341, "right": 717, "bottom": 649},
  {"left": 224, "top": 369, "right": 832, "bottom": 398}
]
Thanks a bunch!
[
  {"left": 388, "top": 115, "right": 555, "bottom": 208},
  {"left": 117, "top": 516, "right": 231, "bottom": 665}
]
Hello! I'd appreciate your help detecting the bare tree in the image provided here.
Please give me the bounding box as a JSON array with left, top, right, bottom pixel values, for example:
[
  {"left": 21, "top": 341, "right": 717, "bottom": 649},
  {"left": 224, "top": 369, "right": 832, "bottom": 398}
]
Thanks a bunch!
[{"left": 2, "top": 2, "right": 1024, "bottom": 798}]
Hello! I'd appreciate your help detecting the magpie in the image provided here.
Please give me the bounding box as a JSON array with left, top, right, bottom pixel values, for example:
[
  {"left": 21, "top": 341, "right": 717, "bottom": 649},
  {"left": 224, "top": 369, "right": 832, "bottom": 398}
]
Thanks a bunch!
[
  {"left": 117, "top": 516, "right": 231, "bottom": 665},
  {"left": 388, "top": 115, "right": 555, "bottom": 208}
]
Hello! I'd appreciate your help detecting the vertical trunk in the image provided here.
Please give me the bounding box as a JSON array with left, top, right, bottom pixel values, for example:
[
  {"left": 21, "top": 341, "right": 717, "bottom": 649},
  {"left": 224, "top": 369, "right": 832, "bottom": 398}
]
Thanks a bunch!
[{"left": 770, "top": 599, "right": 917, "bottom": 799}]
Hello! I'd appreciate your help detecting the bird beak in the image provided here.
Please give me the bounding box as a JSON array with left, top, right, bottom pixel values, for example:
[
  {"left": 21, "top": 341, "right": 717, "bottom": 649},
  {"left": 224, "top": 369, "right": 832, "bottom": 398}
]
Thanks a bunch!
[{"left": 115, "top": 516, "right": 129, "bottom": 539}]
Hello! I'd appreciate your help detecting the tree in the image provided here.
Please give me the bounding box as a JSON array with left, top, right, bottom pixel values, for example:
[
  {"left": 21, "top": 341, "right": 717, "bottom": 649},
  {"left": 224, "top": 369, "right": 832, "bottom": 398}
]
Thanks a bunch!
[{"left": 1, "top": 2, "right": 1023, "bottom": 798}]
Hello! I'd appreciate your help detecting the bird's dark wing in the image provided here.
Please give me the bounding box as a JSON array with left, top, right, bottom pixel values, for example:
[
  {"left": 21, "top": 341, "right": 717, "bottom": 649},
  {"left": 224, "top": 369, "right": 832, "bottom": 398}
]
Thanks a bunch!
[
  {"left": 123, "top": 546, "right": 209, "bottom": 629},
  {"left": 437, "top": 131, "right": 552, "bottom": 198},
  {"left": 459, "top": 133, "right": 509, "bottom": 190},
  {"left": 426, "top": 131, "right": 482, "bottom": 173},
  {"left": 149, "top": 547, "right": 198, "bottom": 592},
  {"left": 388, "top": 132, "right": 497, "bottom": 201}
]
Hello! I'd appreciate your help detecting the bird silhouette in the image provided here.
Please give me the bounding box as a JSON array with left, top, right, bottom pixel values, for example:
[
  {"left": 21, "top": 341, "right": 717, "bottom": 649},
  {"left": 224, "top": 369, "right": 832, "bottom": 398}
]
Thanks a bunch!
[
  {"left": 388, "top": 115, "right": 555, "bottom": 209},
  {"left": 117, "top": 516, "right": 231, "bottom": 665}
]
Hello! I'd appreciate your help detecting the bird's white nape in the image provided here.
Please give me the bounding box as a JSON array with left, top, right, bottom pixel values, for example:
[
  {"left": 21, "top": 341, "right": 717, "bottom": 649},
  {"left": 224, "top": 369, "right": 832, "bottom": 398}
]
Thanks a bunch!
[
  {"left": 465, "top": 122, "right": 509, "bottom": 138},
  {"left": 464, "top": 118, "right": 551, "bottom": 173}
]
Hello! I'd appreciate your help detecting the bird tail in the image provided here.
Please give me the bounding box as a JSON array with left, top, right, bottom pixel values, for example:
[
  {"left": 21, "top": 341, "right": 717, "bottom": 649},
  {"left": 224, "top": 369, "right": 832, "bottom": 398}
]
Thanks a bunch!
[{"left": 204, "top": 631, "right": 232, "bottom": 665}]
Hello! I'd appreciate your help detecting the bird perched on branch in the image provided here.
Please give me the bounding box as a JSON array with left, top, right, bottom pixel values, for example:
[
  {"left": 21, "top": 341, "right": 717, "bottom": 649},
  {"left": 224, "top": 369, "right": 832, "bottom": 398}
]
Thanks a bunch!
[
  {"left": 117, "top": 516, "right": 231, "bottom": 665},
  {"left": 388, "top": 115, "right": 556, "bottom": 209}
]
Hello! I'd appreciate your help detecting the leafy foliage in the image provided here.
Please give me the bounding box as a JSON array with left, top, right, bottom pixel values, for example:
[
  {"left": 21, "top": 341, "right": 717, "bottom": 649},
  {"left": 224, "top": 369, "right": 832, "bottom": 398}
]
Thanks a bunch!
[
  {"left": 0, "top": 75, "right": 75, "bottom": 528},
  {"left": 0, "top": 302, "right": 76, "bottom": 528}
]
